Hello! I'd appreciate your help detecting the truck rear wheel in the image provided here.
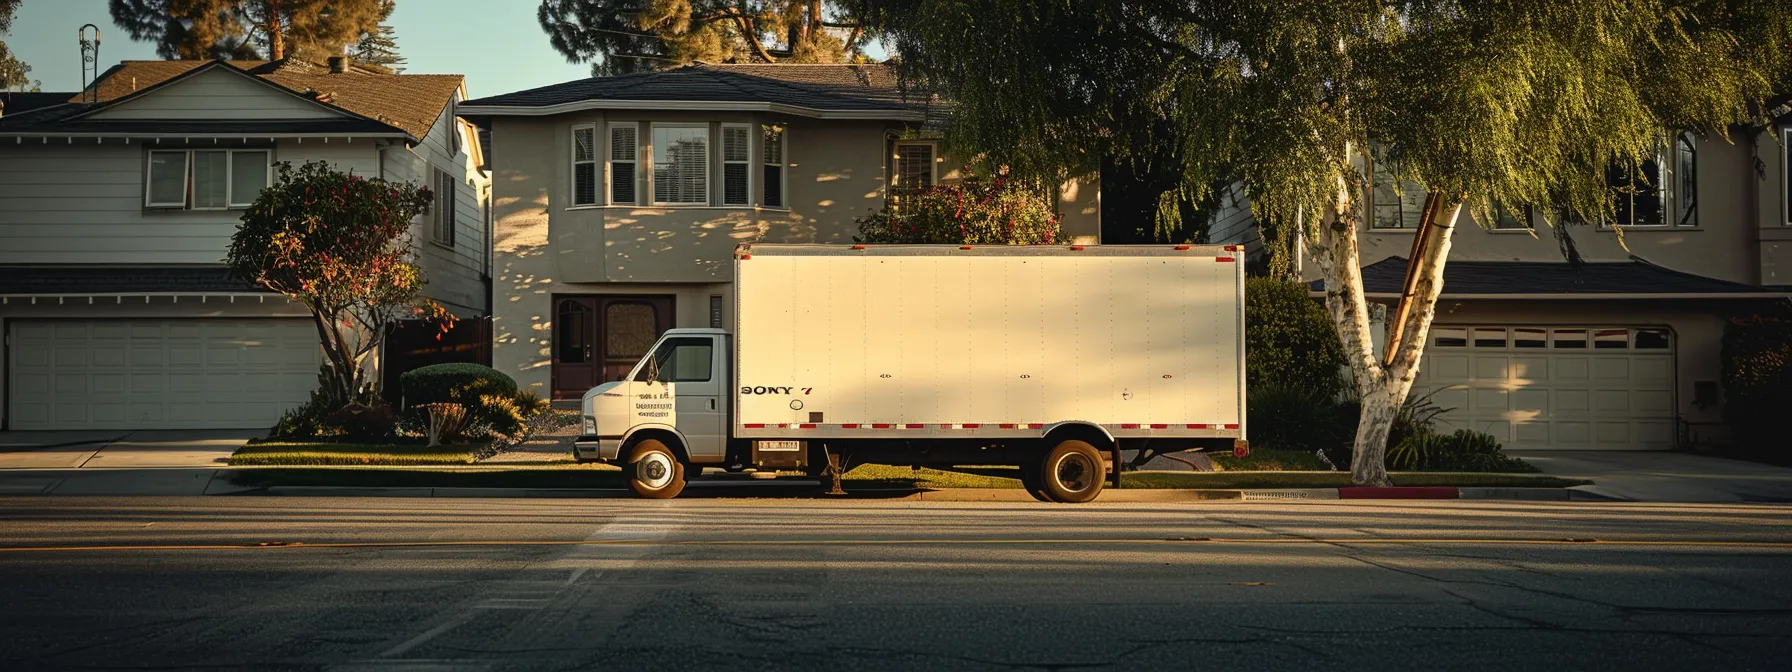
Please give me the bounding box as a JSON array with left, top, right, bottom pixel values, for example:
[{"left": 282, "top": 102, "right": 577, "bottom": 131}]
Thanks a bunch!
[
  {"left": 1038, "top": 440, "right": 1105, "bottom": 503},
  {"left": 626, "top": 439, "right": 686, "bottom": 499}
]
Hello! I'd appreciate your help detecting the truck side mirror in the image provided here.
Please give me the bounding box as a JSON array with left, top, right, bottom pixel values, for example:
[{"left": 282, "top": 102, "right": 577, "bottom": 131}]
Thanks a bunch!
[{"left": 646, "top": 355, "right": 661, "bottom": 385}]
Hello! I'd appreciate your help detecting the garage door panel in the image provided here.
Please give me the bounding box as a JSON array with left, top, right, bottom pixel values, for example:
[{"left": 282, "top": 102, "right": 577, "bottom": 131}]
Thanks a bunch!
[
  {"left": 1423, "top": 325, "right": 1674, "bottom": 450},
  {"left": 9, "top": 319, "right": 320, "bottom": 430},
  {"left": 1552, "top": 358, "right": 1589, "bottom": 380}
]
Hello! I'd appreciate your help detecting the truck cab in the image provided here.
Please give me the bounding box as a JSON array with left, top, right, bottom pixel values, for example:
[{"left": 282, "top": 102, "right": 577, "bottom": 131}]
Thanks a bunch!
[{"left": 575, "top": 329, "right": 730, "bottom": 493}]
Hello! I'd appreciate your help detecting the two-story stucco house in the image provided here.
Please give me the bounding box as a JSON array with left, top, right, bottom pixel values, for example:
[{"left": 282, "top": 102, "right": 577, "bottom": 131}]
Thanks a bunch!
[
  {"left": 1214, "top": 131, "right": 1792, "bottom": 450},
  {"left": 461, "top": 63, "right": 1102, "bottom": 399},
  {"left": 0, "top": 58, "right": 491, "bottom": 431}
]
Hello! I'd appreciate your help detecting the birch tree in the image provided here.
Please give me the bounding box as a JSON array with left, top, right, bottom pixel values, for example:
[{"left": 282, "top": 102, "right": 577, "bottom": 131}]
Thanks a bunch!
[{"left": 881, "top": 0, "right": 1792, "bottom": 484}]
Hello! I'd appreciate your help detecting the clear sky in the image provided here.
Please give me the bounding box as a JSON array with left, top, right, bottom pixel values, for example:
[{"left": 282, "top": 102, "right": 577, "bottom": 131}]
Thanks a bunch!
[{"left": 6, "top": 0, "right": 593, "bottom": 98}]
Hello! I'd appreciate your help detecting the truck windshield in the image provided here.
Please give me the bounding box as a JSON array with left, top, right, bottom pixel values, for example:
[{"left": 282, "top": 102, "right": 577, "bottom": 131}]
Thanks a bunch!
[{"left": 634, "top": 337, "right": 713, "bottom": 383}]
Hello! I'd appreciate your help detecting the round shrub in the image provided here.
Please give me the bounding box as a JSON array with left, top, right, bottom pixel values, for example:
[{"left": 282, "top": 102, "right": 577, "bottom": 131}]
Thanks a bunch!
[
  {"left": 400, "top": 363, "right": 517, "bottom": 408},
  {"left": 1246, "top": 277, "right": 1346, "bottom": 396}
]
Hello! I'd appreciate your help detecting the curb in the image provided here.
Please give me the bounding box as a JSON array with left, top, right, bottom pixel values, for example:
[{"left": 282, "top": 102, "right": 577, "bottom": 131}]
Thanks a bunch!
[{"left": 237, "top": 485, "right": 1585, "bottom": 502}]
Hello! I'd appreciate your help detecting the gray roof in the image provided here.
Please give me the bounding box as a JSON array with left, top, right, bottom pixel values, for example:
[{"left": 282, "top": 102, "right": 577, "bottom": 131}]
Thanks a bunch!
[
  {"left": 0, "top": 92, "right": 80, "bottom": 115},
  {"left": 0, "top": 266, "right": 270, "bottom": 295},
  {"left": 1332, "top": 256, "right": 1774, "bottom": 297},
  {"left": 460, "top": 63, "right": 925, "bottom": 118}
]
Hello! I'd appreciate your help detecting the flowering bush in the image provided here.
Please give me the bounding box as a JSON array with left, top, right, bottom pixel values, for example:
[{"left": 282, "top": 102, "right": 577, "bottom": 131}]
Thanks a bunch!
[
  {"left": 227, "top": 160, "right": 448, "bottom": 406},
  {"left": 854, "top": 168, "right": 1065, "bottom": 244}
]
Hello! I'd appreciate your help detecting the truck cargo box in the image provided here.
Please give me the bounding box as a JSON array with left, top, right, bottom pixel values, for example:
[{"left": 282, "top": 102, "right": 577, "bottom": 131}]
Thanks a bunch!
[{"left": 733, "top": 244, "right": 1245, "bottom": 441}]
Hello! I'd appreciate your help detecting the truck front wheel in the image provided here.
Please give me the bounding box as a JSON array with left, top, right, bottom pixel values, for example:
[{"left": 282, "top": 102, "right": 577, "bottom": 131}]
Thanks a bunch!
[
  {"left": 1038, "top": 440, "right": 1105, "bottom": 503},
  {"left": 626, "top": 439, "right": 686, "bottom": 499}
]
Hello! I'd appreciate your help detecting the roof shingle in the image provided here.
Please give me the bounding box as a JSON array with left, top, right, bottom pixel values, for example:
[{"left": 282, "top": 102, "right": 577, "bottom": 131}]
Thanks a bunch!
[
  {"left": 462, "top": 63, "right": 924, "bottom": 116},
  {"left": 1333, "top": 256, "right": 1772, "bottom": 296}
]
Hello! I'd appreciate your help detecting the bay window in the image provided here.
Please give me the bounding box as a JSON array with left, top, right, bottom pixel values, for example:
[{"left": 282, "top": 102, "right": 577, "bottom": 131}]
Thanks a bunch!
[
  {"left": 571, "top": 124, "right": 597, "bottom": 206},
  {"left": 651, "top": 124, "right": 709, "bottom": 205},
  {"left": 608, "top": 122, "right": 638, "bottom": 205},
  {"left": 1608, "top": 132, "right": 1696, "bottom": 227},
  {"left": 721, "top": 124, "right": 751, "bottom": 206},
  {"left": 146, "top": 149, "right": 270, "bottom": 210}
]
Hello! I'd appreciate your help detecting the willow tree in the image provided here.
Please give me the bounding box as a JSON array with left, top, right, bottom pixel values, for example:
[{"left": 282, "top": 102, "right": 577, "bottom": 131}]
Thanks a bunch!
[
  {"left": 539, "top": 0, "right": 875, "bottom": 75},
  {"left": 882, "top": 0, "right": 1792, "bottom": 484}
]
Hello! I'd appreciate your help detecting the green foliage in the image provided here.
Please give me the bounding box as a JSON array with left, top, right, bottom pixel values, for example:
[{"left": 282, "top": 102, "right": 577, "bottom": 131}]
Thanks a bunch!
[
  {"left": 1246, "top": 277, "right": 1345, "bottom": 396},
  {"left": 1388, "top": 430, "right": 1537, "bottom": 473},
  {"left": 1208, "top": 449, "right": 1331, "bottom": 472},
  {"left": 229, "top": 161, "right": 445, "bottom": 404},
  {"left": 538, "top": 0, "right": 872, "bottom": 76},
  {"left": 109, "top": 0, "right": 388, "bottom": 61},
  {"left": 854, "top": 170, "right": 1065, "bottom": 245},
  {"left": 1246, "top": 383, "right": 1349, "bottom": 455},
  {"left": 400, "top": 363, "right": 519, "bottom": 407},
  {"left": 1722, "top": 312, "right": 1792, "bottom": 454},
  {"left": 349, "top": 0, "right": 404, "bottom": 72}
]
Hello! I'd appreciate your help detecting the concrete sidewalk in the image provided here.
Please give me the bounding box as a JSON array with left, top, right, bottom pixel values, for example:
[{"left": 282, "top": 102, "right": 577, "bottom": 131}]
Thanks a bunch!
[
  {"left": 1511, "top": 450, "right": 1792, "bottom": 502},
  {"left": 0, "top": 430, "right": 255, "bottom": 470}
]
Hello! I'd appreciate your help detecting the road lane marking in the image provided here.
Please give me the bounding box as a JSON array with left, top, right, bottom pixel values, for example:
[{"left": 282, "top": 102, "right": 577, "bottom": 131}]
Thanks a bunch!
[{"left": 4, "top": 537, "right": 1792, "bottom": 553}]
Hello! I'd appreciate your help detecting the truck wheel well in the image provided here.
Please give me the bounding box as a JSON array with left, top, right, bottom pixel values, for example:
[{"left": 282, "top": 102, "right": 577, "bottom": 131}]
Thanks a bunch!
[
  {"left": 623, "top": 429, "right": 690, "bottom": 464},
  {"left": 1042, "top": 423, "right": 1113, "bottom": 451}
]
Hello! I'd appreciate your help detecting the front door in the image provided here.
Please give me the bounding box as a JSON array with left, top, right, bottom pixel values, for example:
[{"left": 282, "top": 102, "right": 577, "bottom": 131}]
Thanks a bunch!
[{"left": 552, "top": 295, "right": 674, "bottom": 399}]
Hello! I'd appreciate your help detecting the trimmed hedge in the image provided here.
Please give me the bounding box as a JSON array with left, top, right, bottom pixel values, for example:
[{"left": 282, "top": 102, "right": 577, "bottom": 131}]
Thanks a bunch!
[
  {"left": 399, "top": 363, "right": 517, "bottom": 408},
  {"left": 1245, "top": 277, "right": 1346, "bottom": 396},
  {"left": 1723, "top": 313, "right": 1792, "bottom": 455}
]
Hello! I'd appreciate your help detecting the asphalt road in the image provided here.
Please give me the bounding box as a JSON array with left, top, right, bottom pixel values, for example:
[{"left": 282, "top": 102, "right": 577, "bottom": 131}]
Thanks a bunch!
[{"left": 2, "top": 497, "right": 1790, "bottom": 671}]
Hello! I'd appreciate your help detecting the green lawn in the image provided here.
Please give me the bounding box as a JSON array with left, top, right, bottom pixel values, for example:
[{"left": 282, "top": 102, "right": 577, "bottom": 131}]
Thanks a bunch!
[
  {"left": 230, "top": 441, "right": 482, "bottom": 466},
  {"left": 843, "top": 464, "right": 1024, "bottom": 489}
]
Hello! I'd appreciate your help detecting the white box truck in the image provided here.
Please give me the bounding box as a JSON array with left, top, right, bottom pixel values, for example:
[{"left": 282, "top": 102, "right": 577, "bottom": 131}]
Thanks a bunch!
[{"left": 575, "top": 244, "right": 1246, "bottom": 502}]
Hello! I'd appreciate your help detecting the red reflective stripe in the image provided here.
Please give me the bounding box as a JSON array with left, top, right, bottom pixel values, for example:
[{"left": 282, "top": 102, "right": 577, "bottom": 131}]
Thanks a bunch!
[
  {"left": 851, "top": 245, "right": 866, "bottom": 250},
  {"left": 1120, "top": 423, "right": 1141, "bottom": 429},
  {"left": 1216, "top": 257, "right": 1235, "bottom": 262},
  {"left": 872, "top": 423, "right": 892, "bottom": 429},
  {"left": 741, "top": 254, "right": 752, "bottom": 260},
  {"left": 1150, "top": 424, "right": 1169, "bottom": 429},
  {"left": 962, "top": 423, "right": 981, "bottom": 429},
  {"left": 1226, "top": 245, "right": 1240, "bottom": 251},
  {"left": 939, "top": 424, "right": 954, "bottom": 429},
  {"left": 1224, "top": 423, "right": 1240, "bottom": 429},
  {"left": 744, "top": 423, "right": 766, "bottom": 429},
  {"left": 905, "top": 423, "right": 924, "bottom": 429},
  {"left": 841, "top": 423, "right": 860, "bottom": 429},
  {"left": 1069, "top": 245, "right": 1085, "bottom": 251},
  {"left": 1187, "top": 423, "right": 1207, "bottom": 429},
  {"left": 799, "top": 424, "right": 817, "bottom": 429},
  {"left": 1174, "top": 245, "right": 1190, "bottom": 251},
  {"left": 999, "top": 423, "right": 1016, "bottom": 429},
  {"left": 1027, "top": 423, "right": 1043, "bottom": 429}
]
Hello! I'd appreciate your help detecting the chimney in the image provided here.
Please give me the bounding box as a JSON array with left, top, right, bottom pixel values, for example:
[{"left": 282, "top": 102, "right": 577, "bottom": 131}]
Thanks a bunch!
[{"left": 328, "top": 56, "right": 348, "bottom": 74}]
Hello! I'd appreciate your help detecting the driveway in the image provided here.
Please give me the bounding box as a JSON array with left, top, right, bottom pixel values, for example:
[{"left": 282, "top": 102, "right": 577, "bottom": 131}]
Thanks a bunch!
[
  {"left": 1511, "top": 450, "right": 1792, "bottom": 502},
  {"left": 0, "top": 430, "right": 256, "bottom": 470}
]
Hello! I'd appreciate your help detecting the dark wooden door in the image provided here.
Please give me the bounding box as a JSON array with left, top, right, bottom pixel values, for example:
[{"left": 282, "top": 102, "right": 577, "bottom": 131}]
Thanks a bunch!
[{"left": 552, "top": 295, "right": 674, "bottom": 399}]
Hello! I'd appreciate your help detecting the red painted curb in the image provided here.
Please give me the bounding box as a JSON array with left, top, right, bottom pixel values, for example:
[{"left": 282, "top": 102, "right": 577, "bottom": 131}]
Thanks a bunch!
[{"left": 1337, "top": 487, "right": 1460, "bottom": 499}]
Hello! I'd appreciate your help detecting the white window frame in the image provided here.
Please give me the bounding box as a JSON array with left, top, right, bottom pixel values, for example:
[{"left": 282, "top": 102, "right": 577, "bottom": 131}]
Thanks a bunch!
[
  {"left": 1783, "top": 127, "right": 1791, "bottom": 226},
  {"left": 762, "top": 124, "right": 788, "bottom": 209},
  {"left": 649, "top": 122, "right": 712, "bottom": 207},
  {"left": 1604, "top": 131, "right": 1696, "bottom": 229},
  {"left": 892, "top": 141, "right": 938, "bottom": 193},
  {"left": 606, "top": 121, "right": 640, "bottom": 206},
  {"left": 144, "top": 148, "right": 271, "bottom": 211},
  {"left": 570, "top": 123, "right": 598, "bottom": 208},
  {"left": 1366, "top": 151, "right": 1425, "bottom": 231},
  {"left": 720, "top": 122, "right": 754, "bottom": 207}
]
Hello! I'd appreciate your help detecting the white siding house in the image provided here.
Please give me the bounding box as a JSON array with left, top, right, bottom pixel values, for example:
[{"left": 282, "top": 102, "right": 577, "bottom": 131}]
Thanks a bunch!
[{"left": 0, "top": 59, "right": 490, "bottom": 431}]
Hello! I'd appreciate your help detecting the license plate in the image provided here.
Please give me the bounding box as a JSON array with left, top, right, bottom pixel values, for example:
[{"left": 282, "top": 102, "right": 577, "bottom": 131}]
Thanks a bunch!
[{"left": 755, "top": 440, "right": 802, "bottom": 452}]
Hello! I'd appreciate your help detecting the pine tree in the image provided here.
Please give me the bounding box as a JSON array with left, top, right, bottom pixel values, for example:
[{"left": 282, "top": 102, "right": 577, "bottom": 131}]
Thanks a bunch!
[
  {"left": 108, "top": 0, "right": 386, "bottom": 62},
  {"left": 538, "top": 0, "right": 872, "bottom": 76},
  {"left": 350, "top": 0, "right": 404, "bottom": 72}
]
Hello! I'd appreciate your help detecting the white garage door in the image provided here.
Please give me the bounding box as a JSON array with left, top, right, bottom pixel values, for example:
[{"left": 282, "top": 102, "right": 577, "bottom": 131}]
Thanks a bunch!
[
  {"left": 1414, "top": 326, "right": 1675, "bottom": 450},
  {"left": 8, "top": 319, "right": 320, "bottom": 430}
]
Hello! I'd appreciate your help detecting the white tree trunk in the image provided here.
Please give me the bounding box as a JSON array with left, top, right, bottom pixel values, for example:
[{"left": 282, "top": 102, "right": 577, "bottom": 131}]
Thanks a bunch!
[{"left": 1304, "top": 160, "right": 1461, "bottom": 486}]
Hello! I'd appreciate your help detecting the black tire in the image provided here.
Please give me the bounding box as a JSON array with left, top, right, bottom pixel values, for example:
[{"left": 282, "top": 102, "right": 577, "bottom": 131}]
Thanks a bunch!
[
  {"left": 626, "top": 439, "right": 686, "bottom": 499},
  {"left": 1016, "top": 464, "right": 1051, "bottom": 502},
  {"left": 1038, "top": 439, "right": 1105, "bottom": 503},
  {"left": 685, "top": 465, "right": 704, "bottom": 481}
]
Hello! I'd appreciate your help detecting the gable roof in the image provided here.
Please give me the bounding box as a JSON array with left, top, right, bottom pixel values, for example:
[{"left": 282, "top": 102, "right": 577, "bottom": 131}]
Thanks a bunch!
[
  {"left": 1330, "top": 256, "right": 1783, "bottom": 298},
  {"left": 0, "top": 58, "right": 463, "bottom": 141},
  {"left": 459, "top": 63, "right": 926, "bottom": 120}
]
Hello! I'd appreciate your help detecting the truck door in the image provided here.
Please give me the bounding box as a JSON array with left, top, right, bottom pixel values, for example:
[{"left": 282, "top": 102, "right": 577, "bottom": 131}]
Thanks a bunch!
[{"left": 637, "top": 334, "right": 725, "bottom": 459}]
